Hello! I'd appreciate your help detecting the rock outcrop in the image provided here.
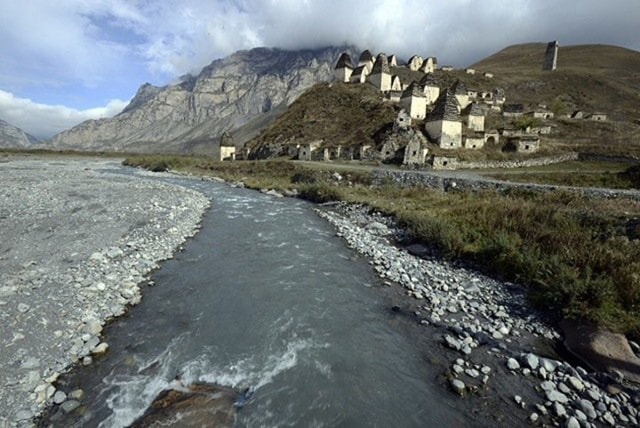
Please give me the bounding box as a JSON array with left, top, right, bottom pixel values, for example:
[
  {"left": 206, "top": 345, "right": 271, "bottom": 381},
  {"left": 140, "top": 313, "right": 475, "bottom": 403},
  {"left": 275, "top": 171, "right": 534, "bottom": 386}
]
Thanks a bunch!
[
  {"left": 0, "top": 119, "right": 39, "bottom": 148},
  {"left": 47, "top": 47, "right": 349, "bottom": 153}
]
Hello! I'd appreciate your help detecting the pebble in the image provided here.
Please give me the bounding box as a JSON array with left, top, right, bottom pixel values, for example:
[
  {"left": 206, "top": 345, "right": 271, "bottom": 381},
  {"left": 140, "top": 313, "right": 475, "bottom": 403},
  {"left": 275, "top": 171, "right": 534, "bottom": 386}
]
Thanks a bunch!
[
  {"left": 566, "top": 416, "right": 580, "bottom": 428},
  {"left": 465, "top": 369, "right": 480, "bottom": 378},
  {"left": 450, "top": 379, "right": 466, "bottom": 396},
  {"left": 69, "top": 389, "right": 85, "bottom": 400},
  {"left": 553, "top": 402, "right": 567, "bottom": 417},
  {"left": 541, "top": 380, "right": 555, "bottom": 391},
  {"left": 507, "top": 358, "right": 520, "bottom": 370},
  {"left": 546, "top": 390, "right": 569, "bottom": 404},
  {"left": 60, "top": 400, "right": 81, "bottom": 413},
  {"left": 91, "top": 342, "right": 109, "bottom": 355},
  {"left": 568, "top": 376, "right": 584, "bottom": 392},
  {"left": 576, "top": 399, "right": 597, "bottom": 420},
  {"left": 585, "top": 389, "right": 601, "bottom": 401},
  {"left": 523, "top": 353, "right": 539, "bottom": 370},
  {"left": 52, "top": 390, "right": 66, "bottom": 405},
  {"left": 603, "top": 411, "right": 615, "bottom": 426}
]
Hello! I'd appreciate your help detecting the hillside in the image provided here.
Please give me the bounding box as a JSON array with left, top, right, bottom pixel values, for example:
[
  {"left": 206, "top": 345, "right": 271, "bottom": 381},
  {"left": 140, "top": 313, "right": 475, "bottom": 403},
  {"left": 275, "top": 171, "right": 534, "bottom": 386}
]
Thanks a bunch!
[
  {"left": 247, "top": 83, "right": 397, "bottom": 158},
  {"left": 471, "top": 43, "right": 640, "bottom": 121},
  {"left": 249, "top": 43, "right": 640, "bottom": 160}
]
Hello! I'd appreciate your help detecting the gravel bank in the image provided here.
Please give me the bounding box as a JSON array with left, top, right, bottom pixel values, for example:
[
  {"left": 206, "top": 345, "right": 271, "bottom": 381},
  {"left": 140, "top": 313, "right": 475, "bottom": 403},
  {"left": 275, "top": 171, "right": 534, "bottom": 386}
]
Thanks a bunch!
[
  {"left": 316, "top": 203, "right": 640, "bottom": 427},
  {"left": 0, "top": 158, "right": 209, "bottom": 427}
]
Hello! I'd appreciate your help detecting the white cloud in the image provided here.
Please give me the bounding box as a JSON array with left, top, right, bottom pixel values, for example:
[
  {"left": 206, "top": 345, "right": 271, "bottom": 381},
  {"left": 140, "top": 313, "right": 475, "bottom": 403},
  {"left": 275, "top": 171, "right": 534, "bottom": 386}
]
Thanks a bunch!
[
  {"left": 1, "top": 0, "right": 639, "bottom": 138},
  {"left": 128, "top": 0, "right": 640, "bottom": 76},
  {"left": 0, "top": 90, "right": 128, "bottom": 139},
  {"left": 2, "top": 0, "right": 639, "bottom": 85}
]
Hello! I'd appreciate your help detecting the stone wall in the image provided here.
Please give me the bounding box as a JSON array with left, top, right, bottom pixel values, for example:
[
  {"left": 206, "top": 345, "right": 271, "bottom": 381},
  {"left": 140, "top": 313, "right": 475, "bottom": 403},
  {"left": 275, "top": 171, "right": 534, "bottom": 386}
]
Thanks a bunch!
[
  {"left": 453, "top": 152, "right": 578, "bottom": 170},
  {"left": 372, "top": 165, "right": 640, "bottom": 201}
]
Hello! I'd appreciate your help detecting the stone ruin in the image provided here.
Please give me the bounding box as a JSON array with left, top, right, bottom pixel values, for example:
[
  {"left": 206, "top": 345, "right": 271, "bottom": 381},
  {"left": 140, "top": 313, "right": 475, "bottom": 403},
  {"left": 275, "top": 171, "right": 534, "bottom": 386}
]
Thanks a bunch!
[
  {"left": 325, "top": 45, "right": 613, "bottom": 168},
  {"left": 543, "top": 40, "right": 558, "bottom": 71},
  {"left": 217, "top": 132, "right": 236, "bottom": 161}
]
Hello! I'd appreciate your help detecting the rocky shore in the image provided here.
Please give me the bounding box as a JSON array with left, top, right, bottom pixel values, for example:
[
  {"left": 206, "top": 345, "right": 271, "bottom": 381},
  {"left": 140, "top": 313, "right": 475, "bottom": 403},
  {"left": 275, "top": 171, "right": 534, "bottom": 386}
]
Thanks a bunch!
[
  {"left": 0, "top": 157, "right": 209, "bottom": 427},
  {"left": 316, "top": 203, "right": 640, "bottom": 427}
]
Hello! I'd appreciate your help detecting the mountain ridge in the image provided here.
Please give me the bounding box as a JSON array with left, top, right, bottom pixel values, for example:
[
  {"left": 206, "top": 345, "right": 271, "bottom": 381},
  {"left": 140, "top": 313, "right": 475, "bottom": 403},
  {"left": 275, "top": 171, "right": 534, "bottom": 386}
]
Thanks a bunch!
[
  {"left": 0, "top": 119, "right": 40, "bottom": 148},
  {"left": 47, "top": 46, "right": 353, "bottom": 154}
]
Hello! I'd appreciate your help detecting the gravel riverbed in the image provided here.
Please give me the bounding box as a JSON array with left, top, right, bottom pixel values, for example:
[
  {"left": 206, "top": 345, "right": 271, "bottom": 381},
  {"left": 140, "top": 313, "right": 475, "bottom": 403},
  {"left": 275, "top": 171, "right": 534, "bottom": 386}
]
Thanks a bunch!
[
  {"left": 0, "top": 157, "right": 209, "bottom": 427},
  {"left": 316, "top": 203, "right": 640, "bottom": 427}
]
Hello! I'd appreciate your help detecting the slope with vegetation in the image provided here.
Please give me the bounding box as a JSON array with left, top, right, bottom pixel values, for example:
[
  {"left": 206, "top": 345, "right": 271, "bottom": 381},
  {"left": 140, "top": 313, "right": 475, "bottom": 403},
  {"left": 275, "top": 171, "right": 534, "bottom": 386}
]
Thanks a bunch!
[
  {"left": 247, "top": 82, "right": 397, "bottom": 158},
  {"left": 250, "top": 43, "right": 640, "bottom": 161}
]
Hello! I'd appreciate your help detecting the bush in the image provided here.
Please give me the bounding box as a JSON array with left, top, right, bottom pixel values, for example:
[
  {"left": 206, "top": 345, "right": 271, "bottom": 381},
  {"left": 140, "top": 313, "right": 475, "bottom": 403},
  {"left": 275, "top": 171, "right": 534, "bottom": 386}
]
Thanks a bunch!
[
  {"left": 619, "top": 164, "right": 640, "bottom": 188},
  {"left": 291, "top": 169, "right": 323, "bottom": 184},
  {"left": 298, "top": 184, "right": 343, "bottom": 203}
]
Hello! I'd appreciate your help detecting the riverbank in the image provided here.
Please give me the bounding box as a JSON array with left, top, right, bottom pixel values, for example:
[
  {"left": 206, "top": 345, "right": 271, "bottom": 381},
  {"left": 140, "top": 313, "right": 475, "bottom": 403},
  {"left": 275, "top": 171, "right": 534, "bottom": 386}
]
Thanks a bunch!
[
  {"left": 316, "top": 202, "right": 640, "bottom": 426},
  {"left": 0, "top": 157, "right": 209, "bottom": 426}
]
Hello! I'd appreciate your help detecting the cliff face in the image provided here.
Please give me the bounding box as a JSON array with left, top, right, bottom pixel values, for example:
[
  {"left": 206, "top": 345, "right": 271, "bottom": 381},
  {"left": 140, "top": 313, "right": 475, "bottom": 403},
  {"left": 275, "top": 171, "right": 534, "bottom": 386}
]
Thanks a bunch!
[
  {"left": 0, "top": 119, "right": 39, "bottom": 148},
  {"left": 48, "top": 47, "right": 347, "bottom": 153}
]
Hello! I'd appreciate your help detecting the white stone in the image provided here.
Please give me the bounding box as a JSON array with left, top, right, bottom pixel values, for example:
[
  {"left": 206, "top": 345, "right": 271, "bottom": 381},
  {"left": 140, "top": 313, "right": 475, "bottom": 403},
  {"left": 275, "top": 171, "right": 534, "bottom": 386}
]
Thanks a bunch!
[
  {"left": 523, "top": 353, "right": 539, "bottom": 370},
  {"left": 450, "top": 379, "right": 465, "bottom": 395},
  {"left": 507, "top": 358, "right": 520, "bottom": 370},
  {"left": 61, "top": 400, "right": 81, "bottom": 413},
  {"left": 91, "top": 342, "right": 109, "bottom": 355},
  {"left": 554, "top": 402, "right": 567, "bottom": 417},
  {"left": 85, "top": 319, "right": 102, "bottom": 335},
  {"left": 566, "top": 416, "right": 580, "bottom": 428},
  {"left": 546, "top": 390, "right": 569, "bottom": 404},
  {"left": 541, "top": 380, "right": 556, "bottom": 391},
  {"left": 53, "top": 390, "right": 67, "bottom": 404},
  {"left": 568, "top": 376, "right": 584, "bottom": 392}
]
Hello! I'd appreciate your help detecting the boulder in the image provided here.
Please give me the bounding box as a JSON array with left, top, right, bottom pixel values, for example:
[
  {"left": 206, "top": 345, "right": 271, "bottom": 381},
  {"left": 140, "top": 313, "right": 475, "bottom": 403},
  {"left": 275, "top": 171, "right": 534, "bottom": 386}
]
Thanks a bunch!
[
  {"left": 130, "top": 382, "right": 238, "bottom": 428},
  {"left": 560, "top": 319, "right": 640, "bottom": 384}
]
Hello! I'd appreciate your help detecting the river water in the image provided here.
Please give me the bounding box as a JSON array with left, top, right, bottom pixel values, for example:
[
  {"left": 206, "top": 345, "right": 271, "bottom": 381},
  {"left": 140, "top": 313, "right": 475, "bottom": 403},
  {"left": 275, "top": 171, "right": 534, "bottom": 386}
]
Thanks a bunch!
[{"left": 44, "top": 174, "right": 475, "bottom": 427}]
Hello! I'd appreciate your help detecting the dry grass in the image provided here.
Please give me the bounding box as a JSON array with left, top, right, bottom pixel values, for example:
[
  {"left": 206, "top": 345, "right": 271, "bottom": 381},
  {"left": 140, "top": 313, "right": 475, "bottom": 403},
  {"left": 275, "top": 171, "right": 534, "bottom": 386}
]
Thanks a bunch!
[{"left": 485, "top": 161, "right": 640, "bottom": 189}]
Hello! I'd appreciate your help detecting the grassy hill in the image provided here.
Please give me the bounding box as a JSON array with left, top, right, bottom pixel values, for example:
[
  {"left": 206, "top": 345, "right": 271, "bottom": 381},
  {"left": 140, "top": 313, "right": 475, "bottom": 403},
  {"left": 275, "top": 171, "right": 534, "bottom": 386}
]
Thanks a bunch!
[
  {"left": 247, "top": 82, "right": 397, "bottom": 158},
  {"left": 471, "top": 43, "right": 640, "bottom": 121},
  {"left": 249, "top": 43, "right": 640, "bottom": 159}
]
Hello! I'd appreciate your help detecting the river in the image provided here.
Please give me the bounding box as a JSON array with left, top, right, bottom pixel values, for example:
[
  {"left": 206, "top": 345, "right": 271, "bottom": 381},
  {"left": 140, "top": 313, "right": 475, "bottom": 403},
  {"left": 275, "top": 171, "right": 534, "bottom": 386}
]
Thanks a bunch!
[{"left": 42, "top": 173, "right": 476, "bottom": 427}]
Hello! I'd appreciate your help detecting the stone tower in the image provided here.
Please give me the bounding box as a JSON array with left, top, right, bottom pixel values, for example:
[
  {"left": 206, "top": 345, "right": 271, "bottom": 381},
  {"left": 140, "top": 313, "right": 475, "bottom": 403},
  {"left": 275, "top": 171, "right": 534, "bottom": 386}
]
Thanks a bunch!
[{"left": 543, "top": 40, "right": 558, "bottom": 71}]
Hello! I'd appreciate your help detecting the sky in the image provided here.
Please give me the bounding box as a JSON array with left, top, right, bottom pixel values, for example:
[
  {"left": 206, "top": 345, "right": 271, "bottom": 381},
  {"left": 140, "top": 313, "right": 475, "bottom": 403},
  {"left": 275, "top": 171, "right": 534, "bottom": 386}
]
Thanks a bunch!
[{"left": 1, "top": 0, "right": 639, "bottom": 139}]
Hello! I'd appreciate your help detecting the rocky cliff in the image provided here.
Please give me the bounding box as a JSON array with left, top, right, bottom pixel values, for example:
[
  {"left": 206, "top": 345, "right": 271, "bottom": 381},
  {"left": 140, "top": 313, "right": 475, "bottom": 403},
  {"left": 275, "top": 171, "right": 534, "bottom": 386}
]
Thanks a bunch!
[
  {"left": 0, "top": 119, "right": 39, "bottom": 148},
  {"left": 47, "top": 47, "right": 349, "bottom": 153}
]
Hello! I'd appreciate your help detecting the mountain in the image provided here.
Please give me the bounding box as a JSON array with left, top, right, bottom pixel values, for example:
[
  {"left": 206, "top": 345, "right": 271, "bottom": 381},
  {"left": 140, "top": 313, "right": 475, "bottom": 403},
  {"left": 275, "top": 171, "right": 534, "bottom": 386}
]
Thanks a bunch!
[
  {"left": 47, "top": 46, "right": 350, "bottom": 154},
  {"left": 0, "top": 119, "right": 40, "bottom": 148}
]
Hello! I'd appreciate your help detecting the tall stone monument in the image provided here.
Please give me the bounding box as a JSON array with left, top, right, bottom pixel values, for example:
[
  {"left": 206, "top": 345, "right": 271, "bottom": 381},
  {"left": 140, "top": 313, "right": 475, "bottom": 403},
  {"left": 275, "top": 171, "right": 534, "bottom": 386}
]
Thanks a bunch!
[{"left": 543, "top": 40, "right": 559, "bottom": 71}]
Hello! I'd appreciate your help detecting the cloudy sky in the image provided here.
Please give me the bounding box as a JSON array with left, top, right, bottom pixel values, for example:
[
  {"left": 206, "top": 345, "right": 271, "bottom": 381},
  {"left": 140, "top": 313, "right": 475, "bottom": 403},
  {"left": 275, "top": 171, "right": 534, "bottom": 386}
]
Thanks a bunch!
[{"left": 1, "top": 0, "right": 639, "bottom": 139}]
